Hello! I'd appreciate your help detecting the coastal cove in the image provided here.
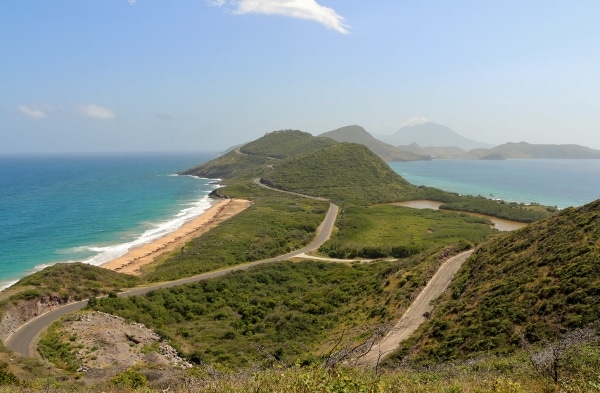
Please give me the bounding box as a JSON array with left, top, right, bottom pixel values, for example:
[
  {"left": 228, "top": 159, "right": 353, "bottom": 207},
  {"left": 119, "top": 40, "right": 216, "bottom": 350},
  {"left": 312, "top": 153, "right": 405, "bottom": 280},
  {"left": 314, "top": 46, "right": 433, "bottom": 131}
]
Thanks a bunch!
[{"left": 389, "top": 159, "right": 600, "bottom": 209}]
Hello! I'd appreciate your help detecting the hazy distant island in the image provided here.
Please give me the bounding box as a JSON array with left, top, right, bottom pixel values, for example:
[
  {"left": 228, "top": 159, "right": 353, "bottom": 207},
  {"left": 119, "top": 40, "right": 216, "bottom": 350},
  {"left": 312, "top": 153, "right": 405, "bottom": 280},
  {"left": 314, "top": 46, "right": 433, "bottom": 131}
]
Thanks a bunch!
[{"left": 328, "top": 122, "right": 600, "bottom": 160}]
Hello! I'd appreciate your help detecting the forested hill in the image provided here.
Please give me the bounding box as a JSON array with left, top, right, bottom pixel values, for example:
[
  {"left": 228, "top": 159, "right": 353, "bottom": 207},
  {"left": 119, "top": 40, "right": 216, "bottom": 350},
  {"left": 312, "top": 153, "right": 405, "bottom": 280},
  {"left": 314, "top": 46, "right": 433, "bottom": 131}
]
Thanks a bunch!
[
  {"left": 179, "top": 130, "right": 337, "bottom": 179},
  {"left": 261, "top": 143, "right": 417, "bottom": 205},
  {"left": 239, "top": 130, "right": 337, "bottom": 159},
  {"left": 394, "top": 199, "right": 600, "bottom": 363}
]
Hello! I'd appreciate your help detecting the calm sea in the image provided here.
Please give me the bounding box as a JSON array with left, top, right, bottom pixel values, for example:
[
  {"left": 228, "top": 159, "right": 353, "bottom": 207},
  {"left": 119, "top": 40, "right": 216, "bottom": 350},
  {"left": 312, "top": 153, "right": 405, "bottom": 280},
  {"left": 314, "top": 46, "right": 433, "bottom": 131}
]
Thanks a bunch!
[
  {"left": 389, "top": 159, "right": 600, "bottom": 209},
  {"left": 0, "top": 152, "right": 218, "bottom": 290}
]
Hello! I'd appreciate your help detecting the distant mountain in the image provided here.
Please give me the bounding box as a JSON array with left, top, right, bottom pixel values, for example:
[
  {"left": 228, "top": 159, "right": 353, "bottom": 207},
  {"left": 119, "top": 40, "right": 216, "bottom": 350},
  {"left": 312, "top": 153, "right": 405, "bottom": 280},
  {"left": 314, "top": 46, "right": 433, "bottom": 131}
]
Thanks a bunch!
[
  {"left": 376, "top": 122, "right": 493, "bottom": 151},
  {"left": 397, "top": 143, "right": 467, "bottom": 159},
  {"left": 318, "top": 125, "right": 429, "bottom": 162},
  {"left": 462, "top": 141, "right": 600, "bottom": 159}
]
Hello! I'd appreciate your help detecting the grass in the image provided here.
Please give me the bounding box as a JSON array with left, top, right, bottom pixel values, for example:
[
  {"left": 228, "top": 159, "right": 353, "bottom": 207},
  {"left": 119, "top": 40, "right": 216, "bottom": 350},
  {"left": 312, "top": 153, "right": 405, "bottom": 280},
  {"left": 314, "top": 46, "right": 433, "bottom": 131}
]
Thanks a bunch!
[
  {"left": 2, "top": 349, "right": 600, "bottom": 392},
  {"left": 319, "top": 204, "right": 497, "bottom": 259},
  {"left": 141, "top": 190, "right": 329, "bottom": 282}
]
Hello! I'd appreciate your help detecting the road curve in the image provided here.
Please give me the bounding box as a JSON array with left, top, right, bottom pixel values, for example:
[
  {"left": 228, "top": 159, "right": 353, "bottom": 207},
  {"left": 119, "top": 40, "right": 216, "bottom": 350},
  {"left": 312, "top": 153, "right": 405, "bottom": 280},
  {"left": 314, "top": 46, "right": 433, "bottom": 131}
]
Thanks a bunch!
[
  {"left": 5, "top": 203, "right": 338, "bottom": 358},
  {"left": 356, "top": 249, "right": 474, "bottom": 366}
]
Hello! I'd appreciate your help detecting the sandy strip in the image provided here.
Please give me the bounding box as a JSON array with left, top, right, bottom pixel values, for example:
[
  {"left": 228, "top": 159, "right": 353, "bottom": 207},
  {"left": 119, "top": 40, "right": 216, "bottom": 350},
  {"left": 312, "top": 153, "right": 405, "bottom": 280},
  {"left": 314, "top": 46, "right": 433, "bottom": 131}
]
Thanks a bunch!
[{"left": 101, "top": 198, "right": 253, "bottom": 275}]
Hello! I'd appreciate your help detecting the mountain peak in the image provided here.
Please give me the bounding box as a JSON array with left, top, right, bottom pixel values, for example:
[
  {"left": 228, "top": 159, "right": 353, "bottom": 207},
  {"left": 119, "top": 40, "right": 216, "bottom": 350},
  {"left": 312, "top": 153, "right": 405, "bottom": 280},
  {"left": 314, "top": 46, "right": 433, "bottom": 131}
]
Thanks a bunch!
[{"left": 378, "top": 122, "right": 493, "bottom": 150}]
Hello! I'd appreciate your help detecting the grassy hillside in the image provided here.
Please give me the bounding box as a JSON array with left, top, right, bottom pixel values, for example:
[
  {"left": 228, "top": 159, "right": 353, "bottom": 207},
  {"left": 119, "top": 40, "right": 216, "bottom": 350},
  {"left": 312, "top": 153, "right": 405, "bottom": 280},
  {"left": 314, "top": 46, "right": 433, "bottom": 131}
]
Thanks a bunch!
[
  {"left": 390, "top": 199, "right": 600, "bottom": 364},
  {"left": 262, "top": 143, "right": 417, "bottom": 205},
  {"left": 319, "top": 204, "right": 496, "bottom": 259},
  {"left": 178, "top": 149, "right": 271, "bottom": 179},
  {"left": 240, "top": 129, "right": 337, "bottom": 159},
  {"left": 3, "top": 263, "right": 140, "bottom": 303},
  {"left": 319, "top": 125, "right": 428, "bottom": 162},
  {"left": 179, "top": 130, "right": 336, "bottom": 180}
]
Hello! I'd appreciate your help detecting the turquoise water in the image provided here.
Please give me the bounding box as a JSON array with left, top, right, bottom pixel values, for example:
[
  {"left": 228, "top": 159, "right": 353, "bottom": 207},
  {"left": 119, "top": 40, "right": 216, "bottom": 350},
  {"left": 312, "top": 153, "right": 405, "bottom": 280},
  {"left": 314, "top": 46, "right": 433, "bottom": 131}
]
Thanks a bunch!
[
  {"left": 0, "top": 152, "right": 218, "bottom": 289},
  {"left": 389, "top": 159, "right": 600, "bottom": 209}
]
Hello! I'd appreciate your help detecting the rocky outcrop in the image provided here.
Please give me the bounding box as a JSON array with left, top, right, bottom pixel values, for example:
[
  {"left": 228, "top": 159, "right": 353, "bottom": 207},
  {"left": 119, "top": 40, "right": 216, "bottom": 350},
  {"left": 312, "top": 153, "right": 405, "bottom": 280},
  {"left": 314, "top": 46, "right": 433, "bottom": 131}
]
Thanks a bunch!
[
  {"left": 0, "top": 295, "right": 73, "bottom": 341},
  {"left": 63, "top": 311, "right": 191, "bottom": 371}
]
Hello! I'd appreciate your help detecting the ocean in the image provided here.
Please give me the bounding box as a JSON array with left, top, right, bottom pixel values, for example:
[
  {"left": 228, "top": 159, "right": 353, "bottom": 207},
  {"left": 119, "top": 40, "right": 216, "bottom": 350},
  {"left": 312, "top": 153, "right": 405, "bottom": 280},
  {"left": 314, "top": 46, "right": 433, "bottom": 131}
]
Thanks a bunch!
[
  {"left": 388, "top": 159, "right": 600, "bottom": 209},
  {"left": 1, "top": 155, "right": 599, "bottom": 291},
  {"left": 0, "top": 152, "right": 218, "bottom": 290}
]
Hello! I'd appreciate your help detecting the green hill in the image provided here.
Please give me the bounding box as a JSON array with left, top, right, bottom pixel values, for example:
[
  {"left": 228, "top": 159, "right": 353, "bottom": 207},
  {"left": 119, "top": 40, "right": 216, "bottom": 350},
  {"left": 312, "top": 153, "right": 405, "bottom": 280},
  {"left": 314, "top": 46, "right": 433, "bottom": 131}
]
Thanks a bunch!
[
  {"left": 240, "top": 130, "right": 337, "bottom": 159},
  {"left": 261, "top": 143, "right": 417, "bottom": 205},
  {"left": 392, "top": 199, "right": 600, "bottom": 364},
  {"left": 319, "top": 125, "right": 429, "bottom": 162},
  {"left": 179, "top": 130, "right": 337, "bottom": 180}
]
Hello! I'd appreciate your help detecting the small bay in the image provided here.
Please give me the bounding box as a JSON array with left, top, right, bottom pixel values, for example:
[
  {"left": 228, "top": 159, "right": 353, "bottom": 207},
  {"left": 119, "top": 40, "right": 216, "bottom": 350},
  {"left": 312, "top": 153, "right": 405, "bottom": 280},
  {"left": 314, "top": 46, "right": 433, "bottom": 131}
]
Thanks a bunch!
[{"left": 389, "top": 159, "right": 600, "bottom": 209}]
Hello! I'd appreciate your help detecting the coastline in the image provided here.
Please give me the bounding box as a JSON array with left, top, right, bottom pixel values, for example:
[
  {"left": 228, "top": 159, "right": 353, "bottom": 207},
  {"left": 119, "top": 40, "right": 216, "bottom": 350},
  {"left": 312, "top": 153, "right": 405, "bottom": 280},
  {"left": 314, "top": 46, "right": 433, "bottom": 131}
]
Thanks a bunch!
[
  {"left": 100, "top": 198, "right": 252, "bottom": 275},
  {"left": 392, "top": 200, "right": 527, "bottom": 231}
]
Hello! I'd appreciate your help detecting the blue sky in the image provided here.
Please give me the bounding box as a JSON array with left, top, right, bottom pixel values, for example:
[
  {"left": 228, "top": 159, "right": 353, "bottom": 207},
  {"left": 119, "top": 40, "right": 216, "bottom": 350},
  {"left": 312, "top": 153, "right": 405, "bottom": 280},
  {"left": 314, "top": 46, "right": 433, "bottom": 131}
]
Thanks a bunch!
[{"left": 2, "top": 0, "right": 600, "bottom": 152}]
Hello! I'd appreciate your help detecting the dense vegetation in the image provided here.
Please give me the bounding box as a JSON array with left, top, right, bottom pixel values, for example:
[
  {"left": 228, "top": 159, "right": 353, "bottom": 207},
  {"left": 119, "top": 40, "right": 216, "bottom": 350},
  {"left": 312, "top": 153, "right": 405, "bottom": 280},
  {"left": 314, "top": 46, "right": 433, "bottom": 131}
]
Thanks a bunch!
[
  {"left": 90, "top": 257, "right": 444, "bottom": 369},
  {"left": 320, "top": 204, "right": 496, "bottom": 259},
  {"left": 263, "top": 143, "right": 417, "bottom": 206},
  {"left": 3, "top": 263, "right": 139, "bottom": 303},
  {"left": 142, "top": 191, "right": 329, "bottom": 282},
  {"left": 390, "top": 199, "right": 600, "bottom": 364},
  {"left": 415, "top": 186, "right": 554, "bottom": 222}
]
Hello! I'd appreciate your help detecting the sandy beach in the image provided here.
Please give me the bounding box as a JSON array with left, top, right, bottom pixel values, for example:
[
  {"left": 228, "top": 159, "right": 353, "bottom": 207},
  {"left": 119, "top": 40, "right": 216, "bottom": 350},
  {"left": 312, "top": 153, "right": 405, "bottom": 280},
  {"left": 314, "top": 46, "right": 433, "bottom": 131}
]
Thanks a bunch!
[{"left": 101, "top": 198, "right": 252, "bottom": 275}]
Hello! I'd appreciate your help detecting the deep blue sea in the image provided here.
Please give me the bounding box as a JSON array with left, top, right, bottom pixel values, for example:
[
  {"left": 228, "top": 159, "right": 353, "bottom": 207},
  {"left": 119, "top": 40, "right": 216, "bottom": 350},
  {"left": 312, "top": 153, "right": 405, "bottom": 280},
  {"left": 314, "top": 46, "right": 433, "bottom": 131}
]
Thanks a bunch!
[
  {"left": 389, "top": 159, "right": 600, "bottom": 209},
  {"left": 0, "top": 152, "right": 218, "bottom": 290}
]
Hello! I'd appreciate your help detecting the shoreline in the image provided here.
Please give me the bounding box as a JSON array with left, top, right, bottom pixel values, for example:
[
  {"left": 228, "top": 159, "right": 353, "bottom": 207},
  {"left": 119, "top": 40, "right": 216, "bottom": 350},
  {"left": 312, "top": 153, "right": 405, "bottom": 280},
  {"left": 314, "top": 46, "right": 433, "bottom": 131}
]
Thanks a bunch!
[
  {"left": 392, "top": 200, "right": 527, "bottom": 231},
  {"left": 100, "top": 198, "right": 252, "bottom": 275}
]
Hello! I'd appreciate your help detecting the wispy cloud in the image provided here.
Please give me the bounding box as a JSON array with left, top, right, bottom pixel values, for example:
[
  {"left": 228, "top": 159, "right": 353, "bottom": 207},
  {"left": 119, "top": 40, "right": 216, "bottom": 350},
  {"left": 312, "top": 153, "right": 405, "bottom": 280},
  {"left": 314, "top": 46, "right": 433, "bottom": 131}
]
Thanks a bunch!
[
  {"left": 18, "top": 105, "right": 48, "bottom": 119},
  {"left": 209, "top": 0, "right": 349, "bottom": 34},
  {"left": 79, "top": 104, "right": 115, "bottom": 120},
  {"left": 402, "top": 117, "right": 429, "bottom": 127}
]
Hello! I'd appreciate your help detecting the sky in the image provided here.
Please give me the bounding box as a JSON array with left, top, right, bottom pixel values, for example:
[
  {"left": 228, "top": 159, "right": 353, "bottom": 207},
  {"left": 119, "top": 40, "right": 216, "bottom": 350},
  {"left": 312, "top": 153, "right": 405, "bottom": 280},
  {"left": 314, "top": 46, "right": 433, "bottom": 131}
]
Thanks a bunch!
[{"left": 2, "top": 0, "right": 600, "bottom": 153}]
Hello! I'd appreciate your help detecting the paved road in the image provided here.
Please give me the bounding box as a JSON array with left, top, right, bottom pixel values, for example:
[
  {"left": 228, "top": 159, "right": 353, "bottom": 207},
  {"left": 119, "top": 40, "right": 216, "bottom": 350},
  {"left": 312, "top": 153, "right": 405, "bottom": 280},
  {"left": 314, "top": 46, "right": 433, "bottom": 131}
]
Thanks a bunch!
[
  {"left": 5, "top": 203, "right": 338, "bottom": 358},
  {"left": 356, "top": 249, "right": 474, "bottom": 366}
]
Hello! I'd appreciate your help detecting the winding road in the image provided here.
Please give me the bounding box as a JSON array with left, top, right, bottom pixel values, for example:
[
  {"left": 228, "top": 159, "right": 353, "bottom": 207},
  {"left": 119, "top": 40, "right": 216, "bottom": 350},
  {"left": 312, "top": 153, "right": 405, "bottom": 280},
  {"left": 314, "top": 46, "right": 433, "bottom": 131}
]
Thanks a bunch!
[
  {"left": 5, "top": 202, "right": 338, "bottom": 358},
  {"left": 5, "top": 177, "right": 476, "bottom": 367},
  {"left": 356, "top": 249, "right": 474, "bottom": 366}
]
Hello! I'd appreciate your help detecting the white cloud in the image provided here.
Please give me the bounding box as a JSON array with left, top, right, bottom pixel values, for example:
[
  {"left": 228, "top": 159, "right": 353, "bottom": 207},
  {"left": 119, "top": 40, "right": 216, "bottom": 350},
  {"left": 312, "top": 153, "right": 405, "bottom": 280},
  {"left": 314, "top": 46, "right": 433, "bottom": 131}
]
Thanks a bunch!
[
  {"left": 210, "top": 0, "right": 349, "bottom": 34},
  {"left": 18, "top": 105, "right": 48, "bottom": 119},
  {"left": 80, "top": 104, "right": 115, "bottom": 120},
  {"left": 128, "top": 0, "right": 137, "bottom": 4},
  {"left": 402, "top": 117, "right": 429, "bottom": 127}
]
